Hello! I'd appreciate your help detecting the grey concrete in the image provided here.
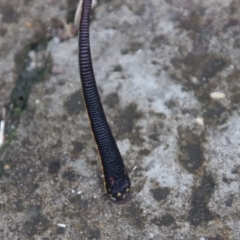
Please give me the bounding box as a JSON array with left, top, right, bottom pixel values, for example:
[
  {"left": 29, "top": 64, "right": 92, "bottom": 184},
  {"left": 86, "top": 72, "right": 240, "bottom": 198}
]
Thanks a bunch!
[{"left": 0, "top": 0, "right": 240, "bottom": 239}]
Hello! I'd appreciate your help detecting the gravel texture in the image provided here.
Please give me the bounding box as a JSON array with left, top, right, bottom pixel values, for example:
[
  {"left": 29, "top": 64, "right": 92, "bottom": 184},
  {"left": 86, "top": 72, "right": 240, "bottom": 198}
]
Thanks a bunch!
[{"left": 1, "top": 0, "right": 240, "bottom": 239}]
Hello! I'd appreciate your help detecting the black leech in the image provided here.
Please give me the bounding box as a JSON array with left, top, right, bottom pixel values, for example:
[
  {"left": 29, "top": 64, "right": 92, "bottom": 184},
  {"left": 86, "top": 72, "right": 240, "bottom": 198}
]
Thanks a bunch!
[{"left": 78, "top": 0, "right": 131, "bottom": 202}]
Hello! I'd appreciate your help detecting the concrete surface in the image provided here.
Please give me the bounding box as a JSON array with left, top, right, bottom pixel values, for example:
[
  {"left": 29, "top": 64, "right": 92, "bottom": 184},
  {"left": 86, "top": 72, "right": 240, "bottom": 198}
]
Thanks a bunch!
[{"left": 0, "top": 0, "right": 240, "bottom": 239}]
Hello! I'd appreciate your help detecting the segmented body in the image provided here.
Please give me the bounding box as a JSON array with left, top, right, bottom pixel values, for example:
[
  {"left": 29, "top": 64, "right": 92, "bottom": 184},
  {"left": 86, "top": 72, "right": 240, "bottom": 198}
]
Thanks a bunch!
[{"left": 78, "top": 0, "right": 131, "bottom": 202}]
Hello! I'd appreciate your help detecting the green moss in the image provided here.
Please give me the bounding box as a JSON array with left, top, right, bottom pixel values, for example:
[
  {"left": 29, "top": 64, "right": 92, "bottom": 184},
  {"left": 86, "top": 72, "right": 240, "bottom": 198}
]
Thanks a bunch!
[
  {"left": 0, "top": 40, "right": 52, "bottom": 162},
  {"left": 12, "top": 107, "right": 23, "bottom": 119},
  {"left": 11, "top": 46, "right": 52, "bottom": 111},
  {"left": 3, "top": 128, "right": 17, "bottom": 147}
]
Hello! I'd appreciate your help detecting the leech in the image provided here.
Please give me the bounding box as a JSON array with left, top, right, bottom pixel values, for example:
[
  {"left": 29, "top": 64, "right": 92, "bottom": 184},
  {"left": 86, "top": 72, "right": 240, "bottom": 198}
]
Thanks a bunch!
[{"left": 78, "top": 0, "right": 131, "bottom": 202}]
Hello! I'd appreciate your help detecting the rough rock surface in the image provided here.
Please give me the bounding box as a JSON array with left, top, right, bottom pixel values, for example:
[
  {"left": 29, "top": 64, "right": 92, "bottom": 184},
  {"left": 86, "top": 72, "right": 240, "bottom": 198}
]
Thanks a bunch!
[{"left": 1, "top": 0, "right": 240, "bottom": 239}]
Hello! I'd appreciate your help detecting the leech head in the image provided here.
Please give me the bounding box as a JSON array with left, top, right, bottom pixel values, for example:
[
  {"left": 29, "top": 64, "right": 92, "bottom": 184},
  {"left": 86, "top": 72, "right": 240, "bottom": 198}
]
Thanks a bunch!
[{"left": 107, "top": 178, "right": 131, "bottom": 203}]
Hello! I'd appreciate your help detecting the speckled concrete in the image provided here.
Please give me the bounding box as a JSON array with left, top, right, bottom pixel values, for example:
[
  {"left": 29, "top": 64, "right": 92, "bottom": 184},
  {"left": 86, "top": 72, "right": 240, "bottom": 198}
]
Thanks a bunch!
[{"left": 1, "top": 0, "right": 240, "bottom": 239}]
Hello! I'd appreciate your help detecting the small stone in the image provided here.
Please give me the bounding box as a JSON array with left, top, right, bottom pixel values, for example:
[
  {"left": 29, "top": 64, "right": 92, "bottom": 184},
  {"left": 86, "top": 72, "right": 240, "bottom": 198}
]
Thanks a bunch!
[
  {"left": 51, "top": 65, "right": 62, "bottom": 75},
  {"left": 3, "top": 164, "right": 10, "bottom": 170},
  {"left": 53, "top": 36, "right": 60, "bottom": 44},
  {"left": 210, "top": 91, "right": 225, "bottom": 100},
  {"left": 57, "top": 223, "right": 66, "bottom": 228},
  {"left": 27, "top": 61, "right": 36, "bottom": 71},
  {"left": 25, "top": 21, "right": 33, "bottom": 28},
  {"left": 190, "top": 76, "right": 199, "bottom": 84},
  {"left": 28, "top": 50, "right": 36, "bottom": 61},
  {"left": 195, "top": 117, "right": 204, "bottom": 126}
]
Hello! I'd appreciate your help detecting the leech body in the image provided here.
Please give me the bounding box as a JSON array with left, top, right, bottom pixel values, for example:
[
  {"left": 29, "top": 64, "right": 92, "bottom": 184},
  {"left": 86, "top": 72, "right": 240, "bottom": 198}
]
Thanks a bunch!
[{"left": 78, "top": 0, "right": 131, "bottom": 202}]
